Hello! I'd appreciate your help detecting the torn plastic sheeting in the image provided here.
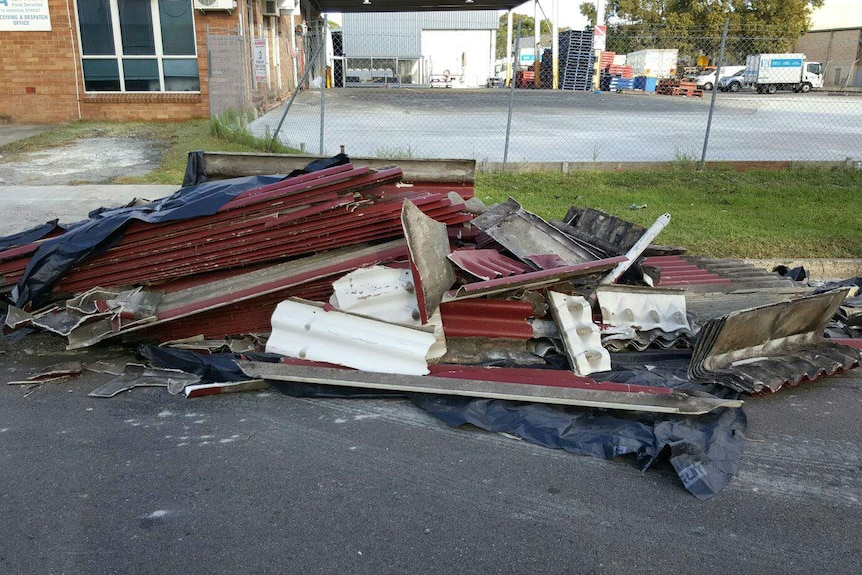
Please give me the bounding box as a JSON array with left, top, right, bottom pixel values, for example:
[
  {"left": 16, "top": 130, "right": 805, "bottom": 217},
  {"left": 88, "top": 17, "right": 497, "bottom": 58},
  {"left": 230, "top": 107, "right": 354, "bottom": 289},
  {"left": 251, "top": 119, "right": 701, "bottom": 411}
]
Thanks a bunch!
[
  {"left": 411, "top": 395, "right": 747, "bottom": 500},
  {"left": 0, "top": 219, "right": 61, "bottom": 251},
  {"left": 141, "top": 348, "right": 747, "bottom": 499}
]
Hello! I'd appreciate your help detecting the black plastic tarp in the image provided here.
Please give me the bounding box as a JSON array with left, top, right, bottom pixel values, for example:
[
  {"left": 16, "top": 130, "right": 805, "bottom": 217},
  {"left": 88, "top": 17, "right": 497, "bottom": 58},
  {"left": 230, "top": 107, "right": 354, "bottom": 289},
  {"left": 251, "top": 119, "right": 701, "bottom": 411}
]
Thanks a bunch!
[
  {"left": 11, "top": 154, "right": 349, "bottom": 308},
  {"left": 140, "top": 345, "right": 747, "bottom": 500}
]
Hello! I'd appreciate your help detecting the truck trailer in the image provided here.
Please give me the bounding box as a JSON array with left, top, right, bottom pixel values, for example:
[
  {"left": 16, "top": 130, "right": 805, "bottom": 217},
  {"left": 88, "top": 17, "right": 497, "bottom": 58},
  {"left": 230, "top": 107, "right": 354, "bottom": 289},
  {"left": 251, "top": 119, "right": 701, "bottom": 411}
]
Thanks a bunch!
[{"left": 744, "top": 53, "right": 823, "bottom": 94}]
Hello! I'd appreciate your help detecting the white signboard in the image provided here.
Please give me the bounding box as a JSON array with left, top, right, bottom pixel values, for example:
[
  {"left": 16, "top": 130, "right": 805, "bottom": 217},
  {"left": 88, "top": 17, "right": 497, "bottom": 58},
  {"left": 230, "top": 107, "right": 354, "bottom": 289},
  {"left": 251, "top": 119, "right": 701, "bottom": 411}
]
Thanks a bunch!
[
  {"left": 594, "top": 25, "right": 607, "bottom": 51},
  {"left": 0, "top": 0, "right": 52, "bottom": 32},
  {"left": 253, "top": 38, "right": 269, "bottom": 83}
]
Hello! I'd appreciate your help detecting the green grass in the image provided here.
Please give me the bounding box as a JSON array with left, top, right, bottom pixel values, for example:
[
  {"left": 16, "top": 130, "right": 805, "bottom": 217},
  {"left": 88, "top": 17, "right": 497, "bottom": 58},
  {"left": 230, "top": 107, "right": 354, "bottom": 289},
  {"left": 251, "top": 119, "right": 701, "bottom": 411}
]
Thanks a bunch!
[
  {"left": 476, "top": 168, "right": 862, "bottom": 258},
  {"left": 3, "top": 120, "right": 859, "bottom": 258}
]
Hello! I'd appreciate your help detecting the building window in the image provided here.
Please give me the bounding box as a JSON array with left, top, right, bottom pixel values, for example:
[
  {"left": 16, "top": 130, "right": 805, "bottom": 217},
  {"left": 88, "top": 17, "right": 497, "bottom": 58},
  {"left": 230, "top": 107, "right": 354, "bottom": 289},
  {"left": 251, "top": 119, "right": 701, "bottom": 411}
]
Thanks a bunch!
[{"left": 77, "top": 0, "right": 199, "bottom": 93}]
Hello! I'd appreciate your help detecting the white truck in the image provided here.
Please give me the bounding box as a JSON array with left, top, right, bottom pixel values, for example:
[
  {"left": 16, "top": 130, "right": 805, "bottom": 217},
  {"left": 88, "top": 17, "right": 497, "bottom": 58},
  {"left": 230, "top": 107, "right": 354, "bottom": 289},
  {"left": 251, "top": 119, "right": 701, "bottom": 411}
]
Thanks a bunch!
[{"left": 744, "top": 53, "right": 823, "bottom": 94}]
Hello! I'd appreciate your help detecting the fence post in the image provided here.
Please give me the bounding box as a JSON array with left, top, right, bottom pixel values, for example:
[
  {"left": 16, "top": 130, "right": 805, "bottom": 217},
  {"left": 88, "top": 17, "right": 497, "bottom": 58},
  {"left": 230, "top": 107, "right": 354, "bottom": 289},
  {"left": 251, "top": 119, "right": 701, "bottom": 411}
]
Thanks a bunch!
[
  {"left": 699, "top": 17, "right": 729, "bottom": 171},
  {"left": 319, "top": 16, "right": 327, "bottom": 156},
  {"left": 503, "top": 19, "right": 522, "bottom": 171},
  {"left": 268, "top": 25, "right": 326, "bottom": 152}
]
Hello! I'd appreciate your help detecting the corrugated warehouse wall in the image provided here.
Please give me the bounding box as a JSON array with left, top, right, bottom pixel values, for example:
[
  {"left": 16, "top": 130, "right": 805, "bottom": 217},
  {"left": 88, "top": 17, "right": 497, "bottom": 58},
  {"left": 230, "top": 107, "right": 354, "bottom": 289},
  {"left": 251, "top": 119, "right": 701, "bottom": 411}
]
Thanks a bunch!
[{"left": 342, "top": 10, "right": 498, "bottom": 57}]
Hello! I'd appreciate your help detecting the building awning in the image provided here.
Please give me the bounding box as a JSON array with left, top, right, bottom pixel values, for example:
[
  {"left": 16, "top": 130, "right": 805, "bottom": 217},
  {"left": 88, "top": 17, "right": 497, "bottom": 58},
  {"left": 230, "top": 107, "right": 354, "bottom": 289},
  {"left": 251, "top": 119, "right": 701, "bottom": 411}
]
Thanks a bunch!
[{"left": 308, "top": 0, "right": 523, "bottom": 12}]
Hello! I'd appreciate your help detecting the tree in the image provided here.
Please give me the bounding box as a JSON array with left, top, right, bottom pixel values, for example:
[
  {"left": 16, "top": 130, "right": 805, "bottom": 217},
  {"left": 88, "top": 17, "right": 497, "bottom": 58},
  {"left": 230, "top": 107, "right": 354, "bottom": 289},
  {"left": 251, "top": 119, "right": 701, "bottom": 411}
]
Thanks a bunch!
[
  {"left": 579, "top": 2, "right": 597, "bottom": 27},
  {"left": 604, "top": 1, "right": 825, "bottom": 64},
  {"left": 495, "top": 14, "right": 553, "bottom": 59}
]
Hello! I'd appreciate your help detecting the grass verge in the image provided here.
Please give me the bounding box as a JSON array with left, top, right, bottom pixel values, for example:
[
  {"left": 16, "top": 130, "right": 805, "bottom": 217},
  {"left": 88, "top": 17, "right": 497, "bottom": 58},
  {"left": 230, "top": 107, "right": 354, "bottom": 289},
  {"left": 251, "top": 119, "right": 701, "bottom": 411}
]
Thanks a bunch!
[
  {"left": 2, "top": 121, "right": 859, "bottom": 258},
  {"left": 476, "top": 168, "right": 862, "bottom": 258}
]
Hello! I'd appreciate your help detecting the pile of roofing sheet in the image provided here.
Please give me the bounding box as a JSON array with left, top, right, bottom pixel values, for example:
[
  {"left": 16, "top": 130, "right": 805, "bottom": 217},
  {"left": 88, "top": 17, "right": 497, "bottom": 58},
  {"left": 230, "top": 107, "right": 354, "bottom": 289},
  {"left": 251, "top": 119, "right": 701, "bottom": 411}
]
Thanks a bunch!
[
  {"left": 688, "top": 289, "right": 861, "bottom": 394},
  {"left": 2, "top": 153, "right": 860, "bottom": 501}
]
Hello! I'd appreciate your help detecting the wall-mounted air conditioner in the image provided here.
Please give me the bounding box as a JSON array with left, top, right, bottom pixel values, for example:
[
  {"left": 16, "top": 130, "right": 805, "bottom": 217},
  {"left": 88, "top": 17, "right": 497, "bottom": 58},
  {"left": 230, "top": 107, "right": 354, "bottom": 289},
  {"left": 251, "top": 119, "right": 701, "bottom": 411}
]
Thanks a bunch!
[
  {"left": 279, "top": 0, "right": 299, "bottom": 14},
  {"left": 262, "top": 0, "right": 279, "bottom": 16},
  {"left": 194, "top": 0, "right": 237, "bottom": 11}
]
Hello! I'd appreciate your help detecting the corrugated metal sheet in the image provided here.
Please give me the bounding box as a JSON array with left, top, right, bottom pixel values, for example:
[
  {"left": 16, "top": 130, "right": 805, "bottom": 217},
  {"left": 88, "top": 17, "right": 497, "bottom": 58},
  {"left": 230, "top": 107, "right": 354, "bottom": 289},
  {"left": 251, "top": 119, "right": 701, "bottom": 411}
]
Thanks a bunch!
[
  {"left": 343, "top": 10, "right": 498, "bottom": 57},
  {"left": 689, "top": 289, "right": 861, "bottom": 394}
]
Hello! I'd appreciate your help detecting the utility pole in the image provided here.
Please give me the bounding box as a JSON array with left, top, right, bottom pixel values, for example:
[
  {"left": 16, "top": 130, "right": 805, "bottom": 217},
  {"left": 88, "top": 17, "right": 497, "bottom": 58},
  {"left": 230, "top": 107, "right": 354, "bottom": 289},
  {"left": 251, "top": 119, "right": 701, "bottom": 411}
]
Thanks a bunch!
[{"left": 506, "top": 10, "right": 513, "bottom": 87}]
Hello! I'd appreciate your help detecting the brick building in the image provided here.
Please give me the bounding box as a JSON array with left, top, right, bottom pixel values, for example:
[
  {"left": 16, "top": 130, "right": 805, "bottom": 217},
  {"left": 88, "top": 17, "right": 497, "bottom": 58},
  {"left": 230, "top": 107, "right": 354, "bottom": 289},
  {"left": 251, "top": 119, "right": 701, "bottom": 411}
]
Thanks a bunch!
[
  {"left": 794, "top": 27, "right": 862, "bottom": 88},
  {"left": 0, "top": 0, "right": 310, "bottom": 124}
]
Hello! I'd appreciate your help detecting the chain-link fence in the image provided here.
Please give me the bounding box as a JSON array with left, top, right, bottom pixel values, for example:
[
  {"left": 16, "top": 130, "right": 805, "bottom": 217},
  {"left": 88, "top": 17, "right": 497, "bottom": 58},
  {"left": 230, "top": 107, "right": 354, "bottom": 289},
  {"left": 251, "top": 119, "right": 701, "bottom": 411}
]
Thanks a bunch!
[
  {"left": 243, "top": 20, "right": 862, "bottom": 166},
  {"left": 206, "top": 22, "right": 302, "bottom": 121}
]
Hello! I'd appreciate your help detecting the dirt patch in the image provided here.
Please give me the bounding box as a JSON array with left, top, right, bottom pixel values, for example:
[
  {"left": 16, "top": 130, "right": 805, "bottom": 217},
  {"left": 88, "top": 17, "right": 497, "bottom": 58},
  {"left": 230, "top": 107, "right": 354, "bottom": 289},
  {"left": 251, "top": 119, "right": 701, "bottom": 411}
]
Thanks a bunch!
[{"left": 0, "top": 137, "right": 162, "bottom": 185}]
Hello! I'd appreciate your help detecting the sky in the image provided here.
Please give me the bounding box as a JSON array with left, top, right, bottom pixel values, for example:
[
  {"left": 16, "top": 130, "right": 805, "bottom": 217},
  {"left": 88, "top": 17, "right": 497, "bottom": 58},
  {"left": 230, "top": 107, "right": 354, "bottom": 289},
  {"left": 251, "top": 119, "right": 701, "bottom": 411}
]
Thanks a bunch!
[
  {"left": 327, "top": 0, "right": 858, "bottom": 31},
  {"left": 510, "top": 1, "right": 590, "bottom": 31}
]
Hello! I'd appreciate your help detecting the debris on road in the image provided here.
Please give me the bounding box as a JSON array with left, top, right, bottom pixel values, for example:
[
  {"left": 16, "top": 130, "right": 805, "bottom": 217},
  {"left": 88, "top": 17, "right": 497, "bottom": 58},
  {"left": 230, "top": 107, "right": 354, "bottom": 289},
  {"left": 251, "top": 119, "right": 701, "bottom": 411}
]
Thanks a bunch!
[{"left": 1, "top": 153, "right": 859, "bottom": 500}]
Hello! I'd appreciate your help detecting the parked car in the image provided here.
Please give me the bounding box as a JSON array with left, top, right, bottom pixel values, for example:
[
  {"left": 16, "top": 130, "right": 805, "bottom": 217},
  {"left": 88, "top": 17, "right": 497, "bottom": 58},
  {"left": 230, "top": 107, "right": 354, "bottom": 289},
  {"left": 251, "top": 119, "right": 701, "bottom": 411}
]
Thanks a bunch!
[
  {"left": 718, "top": 69, "right": 748, "bottom": 92},
  {"left": 693, "top": 65, "right": 746, "bottom": 91}
]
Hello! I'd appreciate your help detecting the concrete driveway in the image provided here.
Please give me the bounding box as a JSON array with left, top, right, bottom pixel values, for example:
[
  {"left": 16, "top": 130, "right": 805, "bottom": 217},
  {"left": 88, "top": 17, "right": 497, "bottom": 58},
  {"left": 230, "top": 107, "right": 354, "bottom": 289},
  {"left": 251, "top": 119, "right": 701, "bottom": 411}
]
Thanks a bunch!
[{"left": 0, "top": 124, "right": 53, "bottom": 147}]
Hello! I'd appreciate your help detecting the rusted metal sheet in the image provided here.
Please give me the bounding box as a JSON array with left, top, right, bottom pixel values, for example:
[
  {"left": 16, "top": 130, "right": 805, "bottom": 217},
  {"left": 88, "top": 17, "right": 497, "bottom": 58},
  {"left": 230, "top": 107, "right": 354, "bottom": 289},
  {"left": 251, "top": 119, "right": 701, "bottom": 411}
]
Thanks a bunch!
[
  {"left": 689, "top": 289, "right": 862, "bottom": 394},
  {"left": 237, "top": 360, "right": 743, "bottom": 415}
]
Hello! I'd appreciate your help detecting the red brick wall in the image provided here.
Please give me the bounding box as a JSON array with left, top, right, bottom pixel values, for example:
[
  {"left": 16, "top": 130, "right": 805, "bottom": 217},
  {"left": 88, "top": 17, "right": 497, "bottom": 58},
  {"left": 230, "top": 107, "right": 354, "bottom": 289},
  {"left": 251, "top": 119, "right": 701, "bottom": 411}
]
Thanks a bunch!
[
  {"left": 0, "top": 0, "right": 80, "bottom": 123},
  {"left": 0, "top": 1, "right": 297, "bottom": 124}
]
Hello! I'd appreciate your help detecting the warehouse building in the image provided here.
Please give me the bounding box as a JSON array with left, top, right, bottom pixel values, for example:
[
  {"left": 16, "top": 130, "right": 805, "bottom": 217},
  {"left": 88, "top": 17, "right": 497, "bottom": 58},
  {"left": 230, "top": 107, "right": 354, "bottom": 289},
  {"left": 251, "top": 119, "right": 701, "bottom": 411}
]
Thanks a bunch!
[{"left": 339, "top": 10, "right": 499, "bottom": 88}]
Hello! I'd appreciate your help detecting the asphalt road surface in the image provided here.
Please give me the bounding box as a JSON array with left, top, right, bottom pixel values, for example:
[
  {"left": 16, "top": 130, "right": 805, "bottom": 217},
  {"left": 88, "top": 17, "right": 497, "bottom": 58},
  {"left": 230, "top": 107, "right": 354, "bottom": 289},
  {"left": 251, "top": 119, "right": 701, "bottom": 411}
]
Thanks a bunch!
[
  {"left": 2, "top": 334, "right": 861, "bottom": 574},
  {"left": 251, "top": 88, "right": 862, "bottom": 163}
]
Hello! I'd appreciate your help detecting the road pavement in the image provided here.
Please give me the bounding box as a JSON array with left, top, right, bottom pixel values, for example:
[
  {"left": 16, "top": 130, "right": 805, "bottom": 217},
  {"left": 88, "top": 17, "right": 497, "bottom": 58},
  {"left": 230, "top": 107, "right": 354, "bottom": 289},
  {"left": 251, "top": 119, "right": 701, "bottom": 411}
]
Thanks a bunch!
[
  {"left": 1, "top": 126, "right": 861, "bottom": 573},
  {"left": 1, "top": 333, "right": 861, "bottom": 574},
  {"left": 251, "top": 88, "right": 862, "bottom": 163}
]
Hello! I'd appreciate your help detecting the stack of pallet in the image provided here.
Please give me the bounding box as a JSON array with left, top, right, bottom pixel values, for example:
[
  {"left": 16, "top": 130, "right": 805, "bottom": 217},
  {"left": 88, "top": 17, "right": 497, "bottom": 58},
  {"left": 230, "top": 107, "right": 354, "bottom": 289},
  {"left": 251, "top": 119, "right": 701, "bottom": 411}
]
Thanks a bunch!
[
  {"left": 656, "top": 79, "right": 704, "bottom": 97},
  {"left": 558, "top": 30, "right": 595, "bottom": 91}
]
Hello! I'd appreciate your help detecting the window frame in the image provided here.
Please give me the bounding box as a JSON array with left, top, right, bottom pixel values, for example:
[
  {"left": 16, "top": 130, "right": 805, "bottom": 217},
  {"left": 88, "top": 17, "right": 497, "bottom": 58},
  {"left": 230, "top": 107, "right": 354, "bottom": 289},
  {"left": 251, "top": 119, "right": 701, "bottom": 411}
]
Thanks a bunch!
[{"left": 75, "top": 0, "right": 200, "bottom": 94}]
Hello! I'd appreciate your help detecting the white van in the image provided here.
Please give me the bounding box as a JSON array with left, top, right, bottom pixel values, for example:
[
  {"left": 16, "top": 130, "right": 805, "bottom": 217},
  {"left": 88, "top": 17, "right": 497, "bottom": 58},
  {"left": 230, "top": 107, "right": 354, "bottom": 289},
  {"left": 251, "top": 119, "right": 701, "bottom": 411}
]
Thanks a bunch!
[{"left": 694, "top": 65, "right": 746, "bottom": 91}]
